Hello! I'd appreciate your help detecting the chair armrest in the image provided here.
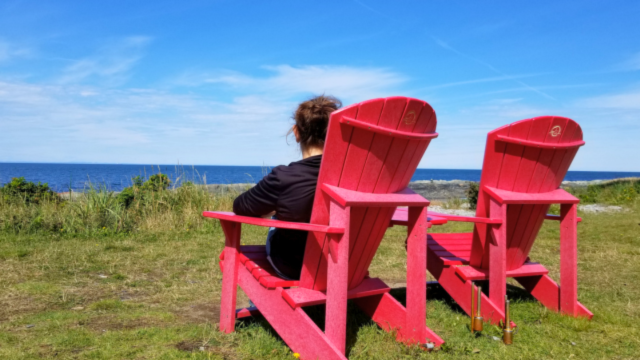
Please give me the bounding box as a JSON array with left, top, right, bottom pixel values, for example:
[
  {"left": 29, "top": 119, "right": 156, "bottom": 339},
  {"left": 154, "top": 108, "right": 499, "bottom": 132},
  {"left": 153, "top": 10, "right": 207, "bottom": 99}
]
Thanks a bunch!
[
  {"left": 322, "top": 184, "right": 430, "bottom": 207},
  {"left": 427, "top": 211, "right": 503, "bottom": 225},
  {"left": 390, "top": 207, "right": 448, "bottom": 226},
  {"left": 484, "top": 186, "right": 579, "bottom": 205},
  {"left": 202, "top": 211, "right": 344, "bottom": 234},
  {"left": 544, "top": 214, "right": 583, "bottom": 223}
]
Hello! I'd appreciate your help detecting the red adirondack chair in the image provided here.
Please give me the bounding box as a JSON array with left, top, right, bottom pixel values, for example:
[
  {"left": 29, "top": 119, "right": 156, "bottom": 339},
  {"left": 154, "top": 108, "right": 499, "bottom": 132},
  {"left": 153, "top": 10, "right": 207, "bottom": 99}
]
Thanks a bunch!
[
  {"left": 204, "top": 97, "right": 444, "bottom": 360},
  {"left": 422, "top": 116, "right": 593, "bottom": 325}
]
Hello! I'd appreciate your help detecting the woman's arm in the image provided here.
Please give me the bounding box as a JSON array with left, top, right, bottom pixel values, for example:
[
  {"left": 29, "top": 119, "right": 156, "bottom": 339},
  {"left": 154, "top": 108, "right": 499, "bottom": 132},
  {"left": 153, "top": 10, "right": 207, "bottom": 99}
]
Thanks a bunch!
[{"left": 232, "top": 167, "right": 282, "bottom": 217}]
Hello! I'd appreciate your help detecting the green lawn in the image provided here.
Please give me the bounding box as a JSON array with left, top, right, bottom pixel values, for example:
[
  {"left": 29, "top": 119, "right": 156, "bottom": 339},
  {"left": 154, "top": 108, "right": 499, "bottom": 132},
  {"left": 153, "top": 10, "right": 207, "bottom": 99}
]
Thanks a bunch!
[{"left": 1, "top": 203, "right": 639, "bottom": 359}]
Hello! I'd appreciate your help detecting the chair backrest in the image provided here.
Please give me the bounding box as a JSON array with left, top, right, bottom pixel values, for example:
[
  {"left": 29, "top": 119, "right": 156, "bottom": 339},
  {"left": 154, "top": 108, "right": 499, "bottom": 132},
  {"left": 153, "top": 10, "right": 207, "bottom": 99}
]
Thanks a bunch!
[
  {"left": 471, "top": 116, "right": 584, "bottom": 270},
  {"left": 298, "top": 97, "right": 438, "bottom": 291}
]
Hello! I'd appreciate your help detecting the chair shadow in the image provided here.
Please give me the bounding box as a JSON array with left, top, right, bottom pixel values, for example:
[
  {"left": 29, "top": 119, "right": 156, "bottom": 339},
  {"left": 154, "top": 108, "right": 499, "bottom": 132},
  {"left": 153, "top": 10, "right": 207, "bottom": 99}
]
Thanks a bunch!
[
  {"left": 235, "top": 282, "right": 539, "bottom": 356},
  {"left": 387, "top": 281, "right": 538, "bottom": 315},
  {"left": 236, "top": 301, "right": 397, "bottom": 357}
]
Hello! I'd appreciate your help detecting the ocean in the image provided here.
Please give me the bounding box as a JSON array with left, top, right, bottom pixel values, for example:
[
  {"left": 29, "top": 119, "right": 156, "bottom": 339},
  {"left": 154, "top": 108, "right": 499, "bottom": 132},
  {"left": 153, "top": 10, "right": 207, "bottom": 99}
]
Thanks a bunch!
[{"left": 1, "top": 163, "right": 639, "bottom": 193}]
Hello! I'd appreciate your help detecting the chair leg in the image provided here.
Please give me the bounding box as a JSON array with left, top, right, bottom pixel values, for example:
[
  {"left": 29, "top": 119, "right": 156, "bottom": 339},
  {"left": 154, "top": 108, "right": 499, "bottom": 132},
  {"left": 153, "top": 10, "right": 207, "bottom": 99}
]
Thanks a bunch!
[
  {"left": 325, "top": 201, "right": 350, "bottom": 354},
  {"left": 427, "top": 250, "right": 505, "bottom": 324},
  {"left": 489, "top": 199, "right": 507, "bottom": 315},
  {"left": 560, "top": 204, "right": 578, "bottom": 316},
  {"left": 355, "top": 293, "right": 444, "bottom": 346},
  {"left": 406, "top": 206, "right": 427, "bottom": 344},
  {"left": 220, "top": 221, "right": 241, "bottom": 333},
  {"left": 516, "top": 274, "right": 593, "bottom": 319}
]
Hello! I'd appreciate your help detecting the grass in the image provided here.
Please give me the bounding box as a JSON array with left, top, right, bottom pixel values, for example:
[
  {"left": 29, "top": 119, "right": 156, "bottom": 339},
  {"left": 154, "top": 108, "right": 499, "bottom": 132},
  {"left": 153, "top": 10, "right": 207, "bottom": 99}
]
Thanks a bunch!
[{"left": 0, "top": 180, "right": 639, "bottom": 359}]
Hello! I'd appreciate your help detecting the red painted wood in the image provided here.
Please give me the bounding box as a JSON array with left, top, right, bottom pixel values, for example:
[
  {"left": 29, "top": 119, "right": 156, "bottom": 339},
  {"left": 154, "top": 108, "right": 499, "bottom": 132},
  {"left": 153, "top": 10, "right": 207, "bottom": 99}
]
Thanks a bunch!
[
  {"left": 496, "top": 135, "right": 585, "bottom": 149},
  {"left": 489, "top": 198, "right": 507, "bottom": 314},
  {"left": 236, "top": 263, "right": 348, "bottom": 360},
  {"left": 544, "top": 214, "right": 582, "bottom": 222},
  {"left": 560, "top": 203, "right": 578, "bottom": 316},
  {"left": 236, "top": 307, "right": 260, "bottom": 319},
  {"left": 322, "top": 184, "right": 430, "bottom": 207},
  {"left": 345, "top": 98, "right": 410, "bottom": 289},
  {"left": 484, "top": 186, "right": 579, "bottom": 204},
  {"left": 340, "top": 116, "right": 439, "bottom": 140},
  {"left": 516, "top": 275, "right": 593, "bottom": 319},
  {"left": 406, "top": 207, "right": 428, "bottom": 344},
  {"left": 354, "top": 293, "right": 445, "bottom": 346},
  {"left": 390, "top": 207, "right": 447, "bottom": 226},
  {"left": 203, "top": 211, "right": 344, "bottom": 234},
  {"left": 281, "top": 277, "right": 390, "bottom": 308},
  {"left": 425, "top": 212, "right": 502, "bottom": 224},
  {"left": 426, "top": 248, "right": 505, "bottom": 324},
  {"left": 219, "top": 221, "right": 241, "bottom": 333},
  {"left": 325, "top": 201, "right": 350, "bottom": 353},
  {"left": 420, "top": 116, "right": 591, "bottom": 325},
  {"left": 206, "top": 97, "right": 443, "bottom": 358},
  {"left": 299, "top": 101, "right": 360, "bottom": 290},
  {"left": 349, "top": 99, "right": 431, "bottom": 287},
  {"left": 454, "top": 262, "right": 548, "bottom": 281}
]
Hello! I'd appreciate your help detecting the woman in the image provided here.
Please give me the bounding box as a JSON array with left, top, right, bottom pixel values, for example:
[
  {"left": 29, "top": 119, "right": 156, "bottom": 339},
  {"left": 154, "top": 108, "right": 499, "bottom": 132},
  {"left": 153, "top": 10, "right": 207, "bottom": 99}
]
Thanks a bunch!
[{"left": 233, "top": 95, "right": 341, "bottom": 280}]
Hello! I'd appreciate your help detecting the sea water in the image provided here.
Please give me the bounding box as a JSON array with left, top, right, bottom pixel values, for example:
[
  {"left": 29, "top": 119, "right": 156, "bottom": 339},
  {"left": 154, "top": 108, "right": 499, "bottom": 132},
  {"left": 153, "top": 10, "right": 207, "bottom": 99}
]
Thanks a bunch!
[{"left": 1, "top": 163, "right": 639, "bottom": 192}]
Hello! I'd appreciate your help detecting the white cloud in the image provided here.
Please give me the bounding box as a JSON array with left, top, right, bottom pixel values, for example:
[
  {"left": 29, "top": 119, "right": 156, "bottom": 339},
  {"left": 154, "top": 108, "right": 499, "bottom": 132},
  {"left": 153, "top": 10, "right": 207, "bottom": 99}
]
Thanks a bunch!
[
  {"left": 58, "top": 36, "right": 152, "bottom": 85},
  {"left": 0, "top": 39, "right": 31, "bottom": 63},
  {"left": 177, "top": 65, "right": 406, "bottom": 102},
  {"left": 575, "top": 89, "right": 640, "bottom": 110},
  {"left": 615, "top": 52, "right": 640, "bottom": 72}
]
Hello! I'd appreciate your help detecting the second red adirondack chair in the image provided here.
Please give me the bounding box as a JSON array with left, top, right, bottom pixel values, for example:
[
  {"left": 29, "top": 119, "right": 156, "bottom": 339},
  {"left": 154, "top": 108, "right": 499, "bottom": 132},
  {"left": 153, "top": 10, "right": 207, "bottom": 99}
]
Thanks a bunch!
[
  {"left": 420, "top": 116, "right": 593, "bottom": 325},
  {"left": 205, "top": 97, "right": 443, "bottom": 360}
]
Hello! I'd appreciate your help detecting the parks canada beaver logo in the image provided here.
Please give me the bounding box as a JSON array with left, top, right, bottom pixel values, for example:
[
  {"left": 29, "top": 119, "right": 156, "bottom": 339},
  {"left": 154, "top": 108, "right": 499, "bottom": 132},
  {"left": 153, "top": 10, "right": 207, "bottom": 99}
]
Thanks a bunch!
[
  {"left": 403, "top": 111, "right": 416, "bottom": 125},
  {"left": 550, "top": 125, "right": 562, "bottom": 137}
]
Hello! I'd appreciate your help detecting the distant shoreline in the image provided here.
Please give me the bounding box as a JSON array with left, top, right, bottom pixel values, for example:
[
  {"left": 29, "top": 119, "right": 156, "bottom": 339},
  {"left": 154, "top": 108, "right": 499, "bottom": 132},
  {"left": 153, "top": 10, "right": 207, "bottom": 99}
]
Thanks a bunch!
[{"left": 57, "top": 177, "right": 639, "bottom": 201}]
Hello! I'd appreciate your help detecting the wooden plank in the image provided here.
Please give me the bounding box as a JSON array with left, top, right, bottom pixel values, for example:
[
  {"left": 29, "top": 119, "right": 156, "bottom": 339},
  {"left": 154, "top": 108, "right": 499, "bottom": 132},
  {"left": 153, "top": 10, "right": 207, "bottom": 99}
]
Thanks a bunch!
[
  {"left": 203, "top": 211, "right": 344, "bottom": 234},
  {"left": 454, "top": 262, "right": 549, "bottom": 281},
  {"left": 506, "top": 116, "right": 553, "bottom": 269},
  {"left": 322, "top": 184, "right": 429, "bottom": 207},
  {"left": 282, "top": 277, "right": 391, "bottom": 308},
  {"left": 513, "top": 116, "right": 570, "bottom": 267},
  {"left": 354, "top": 293, "right": 444, "bottom": 346},
  {"left": 346, "top": 97, "right": 410, "bottom": 288},
  {"left": 350, "top": 100, "right": 435, "bottom": 287},
  {"left": 325, "top": 202, "right": 350, "bottom": 353},
  {"left": 299, "top": 101, "right": 360, "bottom": 290},
  {"left": 560, "top": 203, "right": 578, "bottom": 316},
  {"left": 484, "top": 187, "right": 580, "bottom": 204},
  {"left": 219, "top": 221, "right": 241, "bottom": 333},
  {"left": 405, "top": 206, "right": 428, "bottom": 344},
  {"left": 472, "top": 124, "right": 510, "bottom": 268},
  {"left": 235, "top": 264, "right": 347, "bottom": 360}
]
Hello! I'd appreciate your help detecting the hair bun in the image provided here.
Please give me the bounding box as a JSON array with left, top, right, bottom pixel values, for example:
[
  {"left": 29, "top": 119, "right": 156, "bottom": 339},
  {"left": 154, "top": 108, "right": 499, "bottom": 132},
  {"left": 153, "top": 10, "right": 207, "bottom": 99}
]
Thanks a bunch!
[{"left": 291, "top": 95, "right": 342, "bottom": 149}]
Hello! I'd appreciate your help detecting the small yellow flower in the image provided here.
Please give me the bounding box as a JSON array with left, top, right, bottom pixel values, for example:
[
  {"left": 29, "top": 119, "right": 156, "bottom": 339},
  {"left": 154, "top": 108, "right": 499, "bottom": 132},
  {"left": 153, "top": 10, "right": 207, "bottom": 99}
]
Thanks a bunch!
[{"left": 293, "top": 353, "right": 300, "bottom": 359}]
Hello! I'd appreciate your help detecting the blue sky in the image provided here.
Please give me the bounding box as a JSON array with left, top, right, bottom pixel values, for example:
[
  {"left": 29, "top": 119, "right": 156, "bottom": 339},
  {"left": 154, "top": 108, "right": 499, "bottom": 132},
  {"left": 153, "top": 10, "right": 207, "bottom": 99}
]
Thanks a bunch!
[{"left": 1, "top": 1, "right": 639, "bottom": 171}]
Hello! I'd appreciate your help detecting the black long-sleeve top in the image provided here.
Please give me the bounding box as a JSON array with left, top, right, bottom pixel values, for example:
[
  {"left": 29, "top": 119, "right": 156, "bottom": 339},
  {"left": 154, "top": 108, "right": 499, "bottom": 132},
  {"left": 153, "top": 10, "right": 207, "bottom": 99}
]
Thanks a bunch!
[{"left": 232, "top": 155, "right": 322, "bottom": 279}]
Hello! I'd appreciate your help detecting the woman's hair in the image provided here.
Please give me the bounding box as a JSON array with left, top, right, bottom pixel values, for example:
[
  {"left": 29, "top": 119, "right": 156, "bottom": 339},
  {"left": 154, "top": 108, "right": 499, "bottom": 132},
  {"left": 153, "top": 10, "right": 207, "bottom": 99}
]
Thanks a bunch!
[{"left": 290, "top": 95, "right": 342, "bottom": 149}]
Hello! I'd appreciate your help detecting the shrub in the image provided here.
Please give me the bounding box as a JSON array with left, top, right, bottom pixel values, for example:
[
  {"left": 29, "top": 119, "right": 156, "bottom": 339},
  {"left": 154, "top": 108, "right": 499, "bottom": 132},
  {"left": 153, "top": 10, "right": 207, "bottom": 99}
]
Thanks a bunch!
[
  {"left": 466, "top": 182, "right": 479, "bottom": 210},
  {"left": 567, "top": 178, "right": 640, "bottom": 205},
  {"left": 117, "top": 174, "right": 171, "bottom": 208},
  {"left": 1, "top": 177, "right": 62, "bottom": 204}
]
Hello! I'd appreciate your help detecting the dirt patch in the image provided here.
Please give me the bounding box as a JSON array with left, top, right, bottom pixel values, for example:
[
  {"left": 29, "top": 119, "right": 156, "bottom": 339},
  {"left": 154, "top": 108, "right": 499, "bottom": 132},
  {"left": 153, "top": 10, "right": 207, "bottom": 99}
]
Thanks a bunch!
[
  {"left": 175, "top": 340, "right": 207, "bottom": 352},
  {"left": 579, "top": 204, "right": 626, "bottom": 213},
  {"left": 80, "top": 315, "right": 159, "bottom": 332},
  {"left": 174, "top": 302, "right": 221, "bottom": 324}
]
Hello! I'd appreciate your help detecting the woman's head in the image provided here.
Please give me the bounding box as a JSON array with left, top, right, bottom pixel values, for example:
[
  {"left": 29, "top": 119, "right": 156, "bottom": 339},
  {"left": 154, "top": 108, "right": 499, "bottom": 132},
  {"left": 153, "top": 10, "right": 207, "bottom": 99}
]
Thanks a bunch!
[{"left": 291, "top": 95, "right": 342, "bottom": 151}]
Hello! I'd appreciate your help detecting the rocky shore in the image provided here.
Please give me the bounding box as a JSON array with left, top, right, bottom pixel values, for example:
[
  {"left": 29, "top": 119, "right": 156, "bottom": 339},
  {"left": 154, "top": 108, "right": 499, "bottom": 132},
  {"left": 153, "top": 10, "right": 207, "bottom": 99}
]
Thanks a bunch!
[
  {"left": 58, "top": 178, "right": 637, "bottom": 202},
  {"left": 199, "top": 178, "right": 636, "bottom": 201}
]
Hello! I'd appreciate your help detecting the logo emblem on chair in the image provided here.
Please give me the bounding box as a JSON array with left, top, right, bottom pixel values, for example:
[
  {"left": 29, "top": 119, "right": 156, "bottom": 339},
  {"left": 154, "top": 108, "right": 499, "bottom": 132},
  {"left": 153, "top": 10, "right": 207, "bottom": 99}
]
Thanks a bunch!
[
  {"left": 403, "top": 111, "right": 416, "bottom": 125},
  {"left": 550, "top": 125, "right": 562, "bottom": 137}
]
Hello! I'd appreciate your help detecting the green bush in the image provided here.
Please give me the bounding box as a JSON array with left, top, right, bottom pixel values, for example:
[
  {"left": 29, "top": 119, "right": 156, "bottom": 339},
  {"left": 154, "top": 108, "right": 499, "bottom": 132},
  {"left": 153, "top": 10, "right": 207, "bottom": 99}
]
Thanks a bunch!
[
  {"left": 567, "top": 178, "right": 640, "bottom": 205},
  {"left": 466, "top": 182, "right": 479, "bottom": 210},
  {"left": 116, "top": 174, "right": 171, "bottom": 208},
  {"left": 1, "top": 177, "right": 62, "bottom": 204}
]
